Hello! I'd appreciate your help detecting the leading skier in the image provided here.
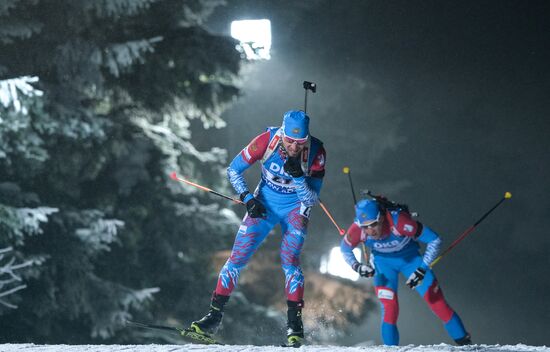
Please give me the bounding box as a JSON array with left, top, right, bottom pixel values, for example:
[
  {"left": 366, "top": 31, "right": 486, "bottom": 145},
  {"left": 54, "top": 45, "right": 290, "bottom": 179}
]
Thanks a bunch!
[
  {"left": 189, "top": 110, "right": 326, "bottom": 347},
  {"left": 340, "top": 198, "right": 472, "bottom": 346}
]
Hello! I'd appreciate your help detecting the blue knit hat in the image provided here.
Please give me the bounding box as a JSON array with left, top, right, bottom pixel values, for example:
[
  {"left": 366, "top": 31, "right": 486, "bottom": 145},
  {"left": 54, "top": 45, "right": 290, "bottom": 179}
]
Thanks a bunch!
[
  {"left": 354, "top": 199, "right": 380, "bottom": 226},
  {"left": 282, "top": 110, "right": 309, "bottom": 140}
]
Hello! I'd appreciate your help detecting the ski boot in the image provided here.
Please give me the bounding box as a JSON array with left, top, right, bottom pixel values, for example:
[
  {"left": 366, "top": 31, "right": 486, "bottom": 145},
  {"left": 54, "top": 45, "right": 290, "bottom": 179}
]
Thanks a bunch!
[
  {"left": 285, "top": 300, "right": 305, "bottom": 348},
  {"left": 454, "top": 333, "right": 472, "bottom": 346},
  {"left": 189, "top": 292, "right": 230, "bottom": 336}
]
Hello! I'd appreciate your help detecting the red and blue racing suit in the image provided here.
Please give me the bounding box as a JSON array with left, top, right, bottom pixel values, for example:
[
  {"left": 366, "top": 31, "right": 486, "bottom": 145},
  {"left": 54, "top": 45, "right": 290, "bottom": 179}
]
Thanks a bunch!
[
  {"left": 216, "top": 127, "right": 326, "bottom": 303},
  {"left": 340, "top": 210, "right": 468, "bottom": 345}
]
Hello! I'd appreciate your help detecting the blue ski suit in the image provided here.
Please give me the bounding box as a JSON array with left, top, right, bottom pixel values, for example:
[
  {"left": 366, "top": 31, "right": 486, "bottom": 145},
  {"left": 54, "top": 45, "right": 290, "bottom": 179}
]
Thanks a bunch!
[
  {"left": 341, "top": 209, "right": 469, "bottom": 345},
  {"left": 215, "top": 127, "right": 326, "bottom": 302}
]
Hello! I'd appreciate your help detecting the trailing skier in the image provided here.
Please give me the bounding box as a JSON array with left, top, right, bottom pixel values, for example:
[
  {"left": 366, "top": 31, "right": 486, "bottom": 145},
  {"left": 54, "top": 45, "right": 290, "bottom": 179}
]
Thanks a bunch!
[{"left": 340, "top": 198, "right": 472, "bottom": 346}]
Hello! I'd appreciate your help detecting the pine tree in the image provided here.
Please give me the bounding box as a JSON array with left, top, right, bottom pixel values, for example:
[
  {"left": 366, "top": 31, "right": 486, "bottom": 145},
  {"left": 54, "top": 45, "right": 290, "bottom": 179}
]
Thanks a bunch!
[{"left": 0, "top": 0, "right": 242, "bottom": 343}]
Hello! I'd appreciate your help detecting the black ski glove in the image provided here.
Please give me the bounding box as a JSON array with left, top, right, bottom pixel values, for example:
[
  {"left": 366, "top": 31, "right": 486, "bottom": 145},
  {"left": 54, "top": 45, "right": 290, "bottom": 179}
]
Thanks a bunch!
[
  {"left": 352, "top": 262, "right": 375, "bottom": 278},
  {"left": 240, "top": 192, "right": 267, "bottom": 218},
  {"left": 406, "top": 267, "right": 426, "bottom": 289},
  {"left": 284, "top": 156, "right": 304, "bottom": 178}
]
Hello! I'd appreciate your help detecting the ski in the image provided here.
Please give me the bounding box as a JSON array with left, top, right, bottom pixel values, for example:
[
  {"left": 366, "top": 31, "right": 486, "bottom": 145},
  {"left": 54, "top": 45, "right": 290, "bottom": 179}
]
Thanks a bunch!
[{"left": 125, "top": 320, "right": 222, "bottom": 345}]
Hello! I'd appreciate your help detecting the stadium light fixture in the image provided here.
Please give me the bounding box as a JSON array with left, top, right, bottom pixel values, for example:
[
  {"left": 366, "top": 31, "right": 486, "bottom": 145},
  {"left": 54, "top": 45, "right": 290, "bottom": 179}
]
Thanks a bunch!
[{"left": 230, "top": 19, "right": 271, "bottom": 60}]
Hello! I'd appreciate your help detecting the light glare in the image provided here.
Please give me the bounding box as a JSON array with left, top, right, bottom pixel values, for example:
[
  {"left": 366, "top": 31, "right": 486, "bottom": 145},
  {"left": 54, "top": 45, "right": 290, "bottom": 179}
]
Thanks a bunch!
[
  {"left": 319, "top": 246, "right": 362, "bottom": 281},
  {"left": 230, "top": 19, "right": 271, "bottom": 60}
]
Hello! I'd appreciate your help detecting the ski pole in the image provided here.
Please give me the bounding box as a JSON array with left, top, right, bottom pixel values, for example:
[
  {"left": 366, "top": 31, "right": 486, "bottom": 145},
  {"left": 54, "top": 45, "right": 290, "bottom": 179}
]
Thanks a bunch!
[
  {"left": 170, "top": 172, "right": 244, "bottom": 205},
  {"left": 170, "top": 172, "right": 343, "bottom": 236},
  {"left": 342, "top": 167, "right": 357, "bottom": 205},
  {"left": 430, "top": 192, "right": 512, "bottom": 268},
  {"left": 343, "top": 166, "right": 369, "bottom": 262},
  {"left": 319, "top": 200, "right": 345, "bottom": 235}
]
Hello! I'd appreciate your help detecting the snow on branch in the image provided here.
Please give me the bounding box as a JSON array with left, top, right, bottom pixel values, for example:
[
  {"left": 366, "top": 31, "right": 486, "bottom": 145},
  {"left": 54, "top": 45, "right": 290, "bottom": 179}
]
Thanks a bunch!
[
  {"left": 0, "top": 246, "right": 33, "bottom": 309},
  {"left": 122, "top": 287, "right": 160, "bottom": 311},
  {"left": 16, "top": 207, "right": 59, "bottom": 236},
  {"left": 103, "top": 36, "right": 163, "bottom": 77},
  {"left": 75, "top": 216, "right": 125, "bottom": 253},
  {"left": 85, "top": 0, "right": 157, "bottom": 18},
  {"left": 0, "top": 76, "right": 43, "bottom": 115},
  {"left": 132, "top": 113, "right": 226, "bottom": 163}
]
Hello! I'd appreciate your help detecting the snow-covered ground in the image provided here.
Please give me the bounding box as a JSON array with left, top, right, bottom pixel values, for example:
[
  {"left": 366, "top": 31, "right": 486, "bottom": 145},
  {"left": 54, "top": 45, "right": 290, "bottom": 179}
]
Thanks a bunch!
[{"left": 1, "top": 344, "right": 548, "bottom": 352}]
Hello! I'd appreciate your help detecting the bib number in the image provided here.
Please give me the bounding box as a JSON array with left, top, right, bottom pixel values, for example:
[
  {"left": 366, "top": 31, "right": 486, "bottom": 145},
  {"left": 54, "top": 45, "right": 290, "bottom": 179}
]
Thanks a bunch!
[{"left": 300, "top": 204, "right": 312, "bottom": 219}]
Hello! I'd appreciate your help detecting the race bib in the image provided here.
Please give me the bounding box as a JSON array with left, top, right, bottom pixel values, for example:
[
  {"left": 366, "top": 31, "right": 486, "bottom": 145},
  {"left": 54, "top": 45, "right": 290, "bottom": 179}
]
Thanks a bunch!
[{"left": 300, "top": 203, "right": 312, "bottom": 219}]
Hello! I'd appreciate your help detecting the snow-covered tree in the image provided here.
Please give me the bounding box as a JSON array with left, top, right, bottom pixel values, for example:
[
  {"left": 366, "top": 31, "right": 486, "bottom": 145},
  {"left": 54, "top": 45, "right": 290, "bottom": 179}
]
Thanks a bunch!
[{"left": 0, "top": 0, "right": 243, "bottom": 343}]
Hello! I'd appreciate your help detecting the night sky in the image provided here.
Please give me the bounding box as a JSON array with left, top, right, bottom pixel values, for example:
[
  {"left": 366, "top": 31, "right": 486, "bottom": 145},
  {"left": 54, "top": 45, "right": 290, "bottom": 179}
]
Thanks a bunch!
[{"left": 205, "top": 1, "right": 549, "bottom": 346}]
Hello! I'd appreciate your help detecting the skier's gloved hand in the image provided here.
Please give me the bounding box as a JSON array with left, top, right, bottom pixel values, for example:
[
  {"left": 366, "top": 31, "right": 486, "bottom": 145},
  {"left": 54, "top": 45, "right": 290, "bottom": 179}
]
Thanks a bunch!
[
  {"left": 406, "top": 267, "right": 426, "bottom": 289},
  {"left": 240, "top": 192, "right": 267, "bottom": 218},
  {"left": 284, "top": 156, "right": 304, "bottom": 178},
  {"left": 352, "top": 262, "right": 375, "bottom": 278},
  {"left": 246, "top": 198, "right": 267, "bottom": 218}
]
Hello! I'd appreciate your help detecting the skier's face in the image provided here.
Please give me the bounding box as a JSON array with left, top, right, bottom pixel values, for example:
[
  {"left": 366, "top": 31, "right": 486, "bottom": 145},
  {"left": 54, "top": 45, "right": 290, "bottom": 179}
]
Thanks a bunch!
[
  {"left": 362, "top": 218, "right": 384, "bottom": 238},
  {"left": 282, "top": 136, "right": 307, "bottom": 157}
]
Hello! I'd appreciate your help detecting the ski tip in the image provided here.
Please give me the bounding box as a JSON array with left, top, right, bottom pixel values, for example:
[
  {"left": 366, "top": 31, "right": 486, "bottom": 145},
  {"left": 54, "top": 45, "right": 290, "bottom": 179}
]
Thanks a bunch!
[
  {"left": 504, "top": 191, "right": 512, "bottom": 199},
  {"left": 170, "top": 171, "right": 178, "bottom": 180},
  {"left": 342, "top": 166, "right": 350, "bottom": 174}
]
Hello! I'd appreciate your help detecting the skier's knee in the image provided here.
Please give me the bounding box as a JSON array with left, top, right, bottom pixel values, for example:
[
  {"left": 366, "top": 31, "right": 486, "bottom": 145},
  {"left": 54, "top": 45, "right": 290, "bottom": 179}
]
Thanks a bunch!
[
  {"left": 423, "top": 279, "right": 454, "bottom": 322},
  {"left": 376, "top": 286, "right": 399, "bottom": 324},
  {"left": 280, "top": 250, "right": 300, "bottom": 266}
]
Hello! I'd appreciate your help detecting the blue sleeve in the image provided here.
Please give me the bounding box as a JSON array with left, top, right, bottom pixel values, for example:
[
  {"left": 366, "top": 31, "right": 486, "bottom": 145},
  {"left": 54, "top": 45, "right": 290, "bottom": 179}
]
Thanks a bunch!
[
  {"left": 340, "top": 238, "right": 360, "bottom": 268},
  {"left": 227, "top": 154, "right": 253, "bottom": 195},
  {"left": 292, "top": 176, "right": 322, "bottom": 207},
  {"left": 417, "top": 224, "right": 442, "bottom": 269}
]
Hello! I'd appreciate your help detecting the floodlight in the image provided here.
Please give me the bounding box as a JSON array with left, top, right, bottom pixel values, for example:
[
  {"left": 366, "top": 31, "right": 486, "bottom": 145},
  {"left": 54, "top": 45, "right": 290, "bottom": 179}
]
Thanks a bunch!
[{"left": 230, "top": 19, "right": 271, "bottom": 60}]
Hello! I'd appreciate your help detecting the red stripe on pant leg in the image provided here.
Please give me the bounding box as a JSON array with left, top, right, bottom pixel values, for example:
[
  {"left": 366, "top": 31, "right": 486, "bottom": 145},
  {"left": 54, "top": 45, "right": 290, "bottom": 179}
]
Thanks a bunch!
[
  {"left": 423, "top": 280, "right": 455, "bottom": 323},
  {"left": 215, "top": 278, "right": 234, "bottom": 296},
  {"left": 376, "top": 286, "right": 399, "bottom": 324}
]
